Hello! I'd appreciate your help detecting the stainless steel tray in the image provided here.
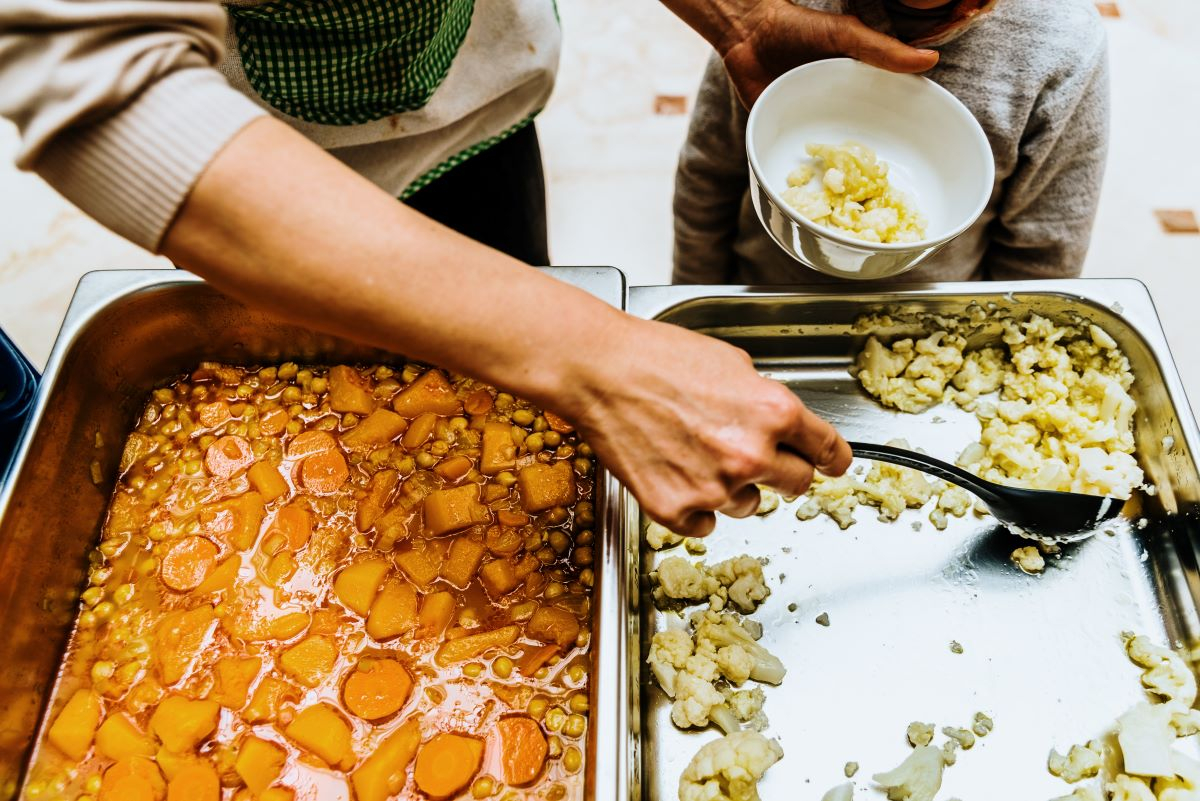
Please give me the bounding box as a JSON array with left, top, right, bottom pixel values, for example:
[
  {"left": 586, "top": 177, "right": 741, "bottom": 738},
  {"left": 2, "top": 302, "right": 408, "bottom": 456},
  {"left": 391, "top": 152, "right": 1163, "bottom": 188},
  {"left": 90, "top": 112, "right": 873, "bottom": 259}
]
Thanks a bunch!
[
  {"left": 624, "top": 280, "right": 1200, "bottom": 801},
  {"left": 0, "top": 268, "right": 627, "bottom": 800}
]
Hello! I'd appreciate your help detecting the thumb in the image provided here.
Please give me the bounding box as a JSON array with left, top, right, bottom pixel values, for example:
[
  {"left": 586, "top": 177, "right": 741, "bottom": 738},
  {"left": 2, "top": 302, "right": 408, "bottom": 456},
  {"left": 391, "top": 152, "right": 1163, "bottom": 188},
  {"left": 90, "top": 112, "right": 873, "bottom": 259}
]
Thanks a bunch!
[{"left": 829, "top": 14, "right": 940, "bottom": 73}]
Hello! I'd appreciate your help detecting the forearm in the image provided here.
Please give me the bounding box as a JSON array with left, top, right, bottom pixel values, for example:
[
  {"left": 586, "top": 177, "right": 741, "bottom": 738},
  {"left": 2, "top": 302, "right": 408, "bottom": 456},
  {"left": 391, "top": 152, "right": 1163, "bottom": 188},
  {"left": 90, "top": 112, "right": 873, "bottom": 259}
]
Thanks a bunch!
[{"left": 162, "top": 117, "right": 625, "bottom": 414}]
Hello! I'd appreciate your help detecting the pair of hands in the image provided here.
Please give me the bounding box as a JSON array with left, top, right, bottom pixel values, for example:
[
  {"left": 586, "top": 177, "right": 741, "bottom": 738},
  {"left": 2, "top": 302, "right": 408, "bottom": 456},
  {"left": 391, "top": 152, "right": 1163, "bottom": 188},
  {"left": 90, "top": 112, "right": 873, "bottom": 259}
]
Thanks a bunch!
[{"left": 558, "top": 0, "right": 939, "bottom": 536}]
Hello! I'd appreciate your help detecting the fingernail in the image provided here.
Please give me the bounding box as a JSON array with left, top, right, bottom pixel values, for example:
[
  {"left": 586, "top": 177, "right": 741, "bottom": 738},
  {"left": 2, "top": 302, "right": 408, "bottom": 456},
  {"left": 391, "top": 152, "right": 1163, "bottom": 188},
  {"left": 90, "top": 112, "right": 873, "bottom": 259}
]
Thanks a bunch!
[{"left": 919, "top": 49, "right": 938, "bottom": 56}]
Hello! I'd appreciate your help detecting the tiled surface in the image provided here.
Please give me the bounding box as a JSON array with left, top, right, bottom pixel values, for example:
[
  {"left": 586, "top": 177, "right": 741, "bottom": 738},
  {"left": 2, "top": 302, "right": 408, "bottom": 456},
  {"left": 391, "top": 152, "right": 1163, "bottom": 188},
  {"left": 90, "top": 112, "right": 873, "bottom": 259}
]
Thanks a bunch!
[{"left": 0, "top": 1, "right": 1196, "bottom": 417}]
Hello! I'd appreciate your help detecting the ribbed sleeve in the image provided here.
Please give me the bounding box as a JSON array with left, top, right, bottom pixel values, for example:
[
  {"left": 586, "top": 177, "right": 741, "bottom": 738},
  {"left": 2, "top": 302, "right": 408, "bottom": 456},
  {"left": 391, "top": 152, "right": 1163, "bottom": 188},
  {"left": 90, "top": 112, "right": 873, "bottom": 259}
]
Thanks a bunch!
[{"left": 33, "top": 68, "right": 265, "bottom": 251}]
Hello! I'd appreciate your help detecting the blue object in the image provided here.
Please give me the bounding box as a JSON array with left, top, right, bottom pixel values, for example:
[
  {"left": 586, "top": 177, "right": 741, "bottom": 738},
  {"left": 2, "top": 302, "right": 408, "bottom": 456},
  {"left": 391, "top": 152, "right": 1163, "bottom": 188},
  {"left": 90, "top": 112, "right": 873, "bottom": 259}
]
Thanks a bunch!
[{"left": 0, "top": 327, "right": 38, "bottom": 484}]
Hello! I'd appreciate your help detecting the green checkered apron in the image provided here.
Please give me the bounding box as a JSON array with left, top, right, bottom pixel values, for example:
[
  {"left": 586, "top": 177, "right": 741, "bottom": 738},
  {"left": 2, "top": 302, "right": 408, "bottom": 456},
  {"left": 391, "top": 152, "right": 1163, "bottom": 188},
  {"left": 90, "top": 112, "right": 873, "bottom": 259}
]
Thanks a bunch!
[{"left": 228, "top": 0, "right": 477, "bottom": 126}]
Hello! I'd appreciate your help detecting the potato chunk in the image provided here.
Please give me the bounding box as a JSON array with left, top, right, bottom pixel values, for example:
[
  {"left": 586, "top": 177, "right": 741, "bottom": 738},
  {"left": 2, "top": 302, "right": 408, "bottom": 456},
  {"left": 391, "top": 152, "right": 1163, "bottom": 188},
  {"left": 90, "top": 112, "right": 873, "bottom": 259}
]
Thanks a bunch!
[
  {"left": 247, "top": 461, "right": 289, "bottom": 503},
  {"left": 391, "top": 370, "right": 462, "bottom": 417},
  {"left": 424, "top": 485, "right": 491, "bottom": 536},
  {"left": 333, "top": 558, "right": 390, "bottom": 616},
  {"left": 284, "top": 704, "right": 355, "bottom": 770},
  {"left": 517, "top": 462, "right": 575, "bottom": 513},
  {"left": 351, "top": 718, "right": 421, "bottom": 801},
  {"left": 244, "top": 677, "right": 298, "bottom": 724},
  {"left": 356, "top": 469, "right": 400, "bottom": 531},
  {"left": 197, "top": 491, "right": 265, "bottom": 551},
  {"left": 367, "top": 578, "right": 419, "bottom": 640},
  {"left": 166, "top": 761, "right": 219, "bottom": 801},
  {"left": 480, "top": 421, "right": 517, "bottom": 475},
  {"left": 96, "top": 713, "right": 157, "bottom": 761},
  {"left": 441, "top": 534, "right": 487, "bottom": 589},
  {"left": 235, "top": 736, "right": 287, "bottom": 794},
  {"left": 210, "top": 656, "right": 262, "bottom": 710},
  {"left": 47, "top": 688, "right": 102, "bottom": 759},
  {"left": 149, "top": 696, "right": 219, "bottom": 753},
  {"left": 156, "top": 606, "right": 218, "bottom": 685},
  {"left": 479, "top": 559, "right": 520, "bottom": 600},
  {"left": 342, "top": 409, "right": 407, "bottom": 451},
  {"left": 527, "top": 606, "right": 580, "bottom": 650},
  {"left": 328, "top": 365, "right": 376, "bottom": 415},
  {"left": 279, "top": 635, "right": 337, "bottom": 688}
]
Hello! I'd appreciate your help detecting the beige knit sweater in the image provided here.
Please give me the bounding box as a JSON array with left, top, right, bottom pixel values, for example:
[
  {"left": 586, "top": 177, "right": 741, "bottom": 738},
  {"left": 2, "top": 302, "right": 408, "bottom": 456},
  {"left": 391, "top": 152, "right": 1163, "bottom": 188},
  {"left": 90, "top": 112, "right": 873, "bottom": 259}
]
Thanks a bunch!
[{"left": 0, "top": 1, "right": 560, "bottom": 251}]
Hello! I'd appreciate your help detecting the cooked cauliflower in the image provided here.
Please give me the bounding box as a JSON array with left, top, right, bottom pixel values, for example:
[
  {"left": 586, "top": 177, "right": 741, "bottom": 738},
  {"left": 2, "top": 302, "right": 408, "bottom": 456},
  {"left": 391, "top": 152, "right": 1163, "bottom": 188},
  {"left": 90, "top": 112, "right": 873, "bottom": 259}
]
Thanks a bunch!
[
  {"left": 1125, "top": 634, "right": 1198, "bottom": 707},
  {"left": 678, "top": 731, "right": 784, "bottom": 801},
  {"left": 1050, "top": 786, "right": 1105, "bottom": 801},
  {"left": 691, "top": 609, "right": 787, "bottom": 686},
  {"left": 673, "top": 666, "right": 738, "bottom": 734},
  {"left": 942, "top": 726, "right": 976, "bottom": 750},
  {"left": 781, "top": 141, "right": 927, "bottom": 245},
  {"left": 1117, "top": 702, "right": 1177, "bottom": 778},
  {"left": 648, "top": 628, "right": 695, "bottom": 697},
  {"left": 854, "top": 333, "right": 965, "bottom": 413},
  {"left": 1153, "top": 751, "right": 1200, "bottom": 801},
  {"left": 1011, "top": 546, "right": 1046, "bottom": 574},
  {"left": 709, "top": 556, "right": 770, "bottom": 613},
  {"left": 715, "top": 644, "right": 756, "bottom": 686},
  {"left": 755, "top": 487, "right": 781, "bottom": 516},
  {"left": 930, "top": 486, "right": 973, "bottom": 530},
  {"left": 1107, "top": 774, "right": 1156, "bottom": 801},
  {"left": 647, "top": 520, "right": 686, "bottom": 551},
  {"left": 873, "top": 744, "right": 946, "bottom": 801},
  {"left": 723, "top": 686, "right": 768, "bottom": 731},
  {"left": 972, "top": 712, "right": 994, "bottom": 737},
  {"left": 906, "top": 721, "right": 935, "bottom": 747},
  {"left": 1049, "top": 742, "right": 1105, "bottom": 783},
  {"left": 654, "top": 557, "right": 722, "bottom": 606}
]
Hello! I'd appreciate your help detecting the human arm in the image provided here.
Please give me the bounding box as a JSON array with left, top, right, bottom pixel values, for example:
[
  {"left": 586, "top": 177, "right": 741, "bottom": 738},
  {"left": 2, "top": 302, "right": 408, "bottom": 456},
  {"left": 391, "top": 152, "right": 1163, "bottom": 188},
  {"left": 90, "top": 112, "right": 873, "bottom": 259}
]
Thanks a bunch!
[
  {"left": 982, "top": 34, "right": 1110, "bottom": 280},
  {"left": 659, "top": 0, "right": 940, "bottom": 106},
  {"left": 672, "top": 54, "right": 748, "bottom": 285}
]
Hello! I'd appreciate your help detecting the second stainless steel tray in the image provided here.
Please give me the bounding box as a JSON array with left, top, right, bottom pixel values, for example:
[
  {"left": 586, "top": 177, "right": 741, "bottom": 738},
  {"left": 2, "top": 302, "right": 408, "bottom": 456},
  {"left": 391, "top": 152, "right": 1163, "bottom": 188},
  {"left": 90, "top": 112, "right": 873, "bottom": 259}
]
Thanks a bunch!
[{"left": 625, "top": 280, "right": 1200, "bottom": 801}]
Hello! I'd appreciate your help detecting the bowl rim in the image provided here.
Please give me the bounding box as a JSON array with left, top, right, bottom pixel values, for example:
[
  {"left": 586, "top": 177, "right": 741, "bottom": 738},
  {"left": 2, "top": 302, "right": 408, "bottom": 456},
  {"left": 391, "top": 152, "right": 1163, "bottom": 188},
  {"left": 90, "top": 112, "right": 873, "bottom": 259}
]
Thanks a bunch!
[{"left": 746, "top": 57, "right": 996, "bottom": 252}]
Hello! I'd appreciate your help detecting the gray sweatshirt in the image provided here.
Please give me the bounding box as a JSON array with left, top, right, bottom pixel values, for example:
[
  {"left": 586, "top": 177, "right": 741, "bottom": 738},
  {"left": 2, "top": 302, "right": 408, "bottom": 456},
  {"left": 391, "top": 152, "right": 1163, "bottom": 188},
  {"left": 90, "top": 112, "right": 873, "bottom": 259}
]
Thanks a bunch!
[{"left": 672, "top": 0, "right": 1110, "bottom": 285}]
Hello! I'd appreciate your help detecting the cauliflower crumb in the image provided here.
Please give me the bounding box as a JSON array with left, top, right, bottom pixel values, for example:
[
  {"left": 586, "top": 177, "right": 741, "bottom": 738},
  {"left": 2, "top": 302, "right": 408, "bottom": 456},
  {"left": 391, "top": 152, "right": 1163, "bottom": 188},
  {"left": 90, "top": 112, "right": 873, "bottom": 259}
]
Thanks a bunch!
[
  {"left": 1106, "top": 774, "right": 1156, "bottom": 801},
  {"left": 678, "top": 731, "right": 783, "bottom": 801},
  {"left": 942, "top": 726, "right": 976, "bottom": 750},
  {"left": 940, "top": 739, "right": 959, "bottom": 767},
  {"left": 1048, "top": 743, "right": 1104, "bottom": 783},
  {"left": 647, "top": 520, "right": 685, "bottom": 551},
  {"left": 873, "top": 744, "right": 946, "bottom": 801},
  {"left": 723, "top": 686, "right": 768, "bottom": 731},
  {"left": 907, "top": 721, "right": 935, "bottom": 747},
  {"left": 816, "top": 612, "right": 831, "bottom": 627},
  {"left": 1050, "top": 786, "right": 1105, "bottom": 801},
  {"left": 686, "top": 539, "right": 708, "bottom": 556},
  {"left": 1011, "top": 546, "right": 1046, "bottom": 575},
  {"left": 972, "top": 712, "right": 994, "bottom": 737},
  {"left": 755, "top": 487, "right": 780, "bottom": 516},
  {"left": 821, "top": 782, "right": 855, "bottom": 801},
  {"left": 950, "top": 640, "right": 964, "bottom": 655}
]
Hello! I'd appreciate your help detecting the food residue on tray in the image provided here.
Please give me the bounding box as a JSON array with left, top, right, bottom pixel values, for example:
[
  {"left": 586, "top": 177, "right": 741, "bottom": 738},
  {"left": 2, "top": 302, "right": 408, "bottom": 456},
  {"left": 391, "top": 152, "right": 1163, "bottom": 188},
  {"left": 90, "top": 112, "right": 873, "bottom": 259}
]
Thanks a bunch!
[
  {"left": 781, "top": 142, "right": 928, "bottom": 244},
  {"left": 32, "top": 361, "right": 597, "bottom": 800},
  {"left": 1046, "top": 633, "right": 1200, "bottom": 800}
]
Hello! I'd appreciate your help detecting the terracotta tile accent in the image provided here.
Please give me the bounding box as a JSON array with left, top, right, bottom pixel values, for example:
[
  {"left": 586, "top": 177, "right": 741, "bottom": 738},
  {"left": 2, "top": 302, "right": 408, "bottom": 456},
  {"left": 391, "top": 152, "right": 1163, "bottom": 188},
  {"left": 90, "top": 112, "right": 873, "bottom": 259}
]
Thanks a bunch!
[
  {"left": 1155, "top": 209, "right": 1200, "bottom": 234},
  {"left": 653, "top": 95, "right": 688, "bottom": 115},
  {"left": 1095, "top": 3, "right": 1121, "bottom": 18}
]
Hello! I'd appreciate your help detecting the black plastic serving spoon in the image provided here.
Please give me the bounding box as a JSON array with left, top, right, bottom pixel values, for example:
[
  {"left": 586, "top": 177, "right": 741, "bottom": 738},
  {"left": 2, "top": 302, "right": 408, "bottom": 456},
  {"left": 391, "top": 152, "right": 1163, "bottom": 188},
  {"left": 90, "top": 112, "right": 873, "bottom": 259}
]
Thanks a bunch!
[{"left": 848, "top": 441, "right": 1124, "bottom": 543}]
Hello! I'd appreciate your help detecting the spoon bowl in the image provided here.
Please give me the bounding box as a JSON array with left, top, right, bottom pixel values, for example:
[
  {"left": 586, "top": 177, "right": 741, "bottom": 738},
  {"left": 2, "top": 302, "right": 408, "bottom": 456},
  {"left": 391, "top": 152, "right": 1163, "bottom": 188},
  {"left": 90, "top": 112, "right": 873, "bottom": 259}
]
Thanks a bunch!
[{"left": 849, "top": 441, "right": 1124, "bottom": 543}]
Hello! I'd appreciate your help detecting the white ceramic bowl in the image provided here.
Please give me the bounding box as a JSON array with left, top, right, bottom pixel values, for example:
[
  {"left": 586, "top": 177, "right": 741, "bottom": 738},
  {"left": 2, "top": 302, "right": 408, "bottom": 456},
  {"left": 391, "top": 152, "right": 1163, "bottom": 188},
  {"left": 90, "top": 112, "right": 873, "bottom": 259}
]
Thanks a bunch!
[{"left": 746, "top": 58, "right": 994, "bottom": 280}]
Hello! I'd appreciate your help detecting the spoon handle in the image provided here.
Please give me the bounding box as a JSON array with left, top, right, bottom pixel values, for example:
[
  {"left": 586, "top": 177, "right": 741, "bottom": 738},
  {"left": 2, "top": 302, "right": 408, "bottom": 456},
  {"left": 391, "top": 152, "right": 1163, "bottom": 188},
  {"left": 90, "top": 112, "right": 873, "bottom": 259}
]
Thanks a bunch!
[{"left": 846, "top": 441, "right": 1004, "bottom": 507}]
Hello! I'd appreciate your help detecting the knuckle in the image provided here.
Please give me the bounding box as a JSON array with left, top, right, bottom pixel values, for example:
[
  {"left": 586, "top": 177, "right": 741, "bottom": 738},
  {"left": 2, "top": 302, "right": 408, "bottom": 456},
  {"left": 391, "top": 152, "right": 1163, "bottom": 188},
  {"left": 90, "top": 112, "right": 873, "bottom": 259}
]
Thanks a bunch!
[
  {"left": 813, "top": 427, "right": 843, "bottom": 468},
  {"left": 723, "top": 445, "right": 766, "bottom": 483}
]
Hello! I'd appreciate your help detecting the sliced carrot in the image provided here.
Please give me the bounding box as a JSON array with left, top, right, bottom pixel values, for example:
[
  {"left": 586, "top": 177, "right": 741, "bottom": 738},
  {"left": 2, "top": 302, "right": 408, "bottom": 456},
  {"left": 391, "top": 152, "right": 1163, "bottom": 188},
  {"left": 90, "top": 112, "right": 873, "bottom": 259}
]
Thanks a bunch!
[
  {"left": 259, "top": 408, "right": 289, "bottom": 436},
  {"left": 266, "top": 504, "right": 313, "bottom": 550},
  {"left": 197, "top": 401, "right": 231, "bottom": 429},
  {"left": 286, "top": 430, "right": 337, "bottom": 459},
  {"left": 485, "top": 525, "right": 523, "bottom": 557},
  {"left": 204, "top": 435, "right": 254, "bottom": 479},
  {"left": 516, "top": 644, "right": 558, "bottom": 677},
  {"left": 300, "top": 450, "right": 349, "bottom": 495},
  {"left": 434, "top": 455, "right": 472, "bottom": 482},
  {"left": 413, "top": 733, "right": 483, "bottom": 800},
  {"left": 463, "top": 389, "right": 493, "bottom": 416},
  {"left": 392, "top": 370, "right": 462, "bottom": 418},
  {"left": 497, "top": 510, "right": 529, "bottom": 527},
  {"left": 497, "top": 716, "right": 548, "bottom": 786},
  {"left": 160, "top": 537, "right": 219, "bottom": 592},
  {"left": 342, "top": 658, "right": 413, "bottom": 720},
  {"left": 400, "top": 412, "right": 437, "bottom": 452},
  {"left": 100, "top": 757, "right": 166, "bottom": 801},
  {"left": 543, "top": 410, "right": 574, "bottom": 433}
]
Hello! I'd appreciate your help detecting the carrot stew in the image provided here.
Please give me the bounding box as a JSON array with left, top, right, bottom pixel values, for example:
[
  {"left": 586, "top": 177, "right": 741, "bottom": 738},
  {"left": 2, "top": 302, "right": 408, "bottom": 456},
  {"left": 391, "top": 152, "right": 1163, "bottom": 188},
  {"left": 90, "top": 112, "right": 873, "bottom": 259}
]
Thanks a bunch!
[{"left": 27, "top": 362, "right": 596, "bottom": 801}]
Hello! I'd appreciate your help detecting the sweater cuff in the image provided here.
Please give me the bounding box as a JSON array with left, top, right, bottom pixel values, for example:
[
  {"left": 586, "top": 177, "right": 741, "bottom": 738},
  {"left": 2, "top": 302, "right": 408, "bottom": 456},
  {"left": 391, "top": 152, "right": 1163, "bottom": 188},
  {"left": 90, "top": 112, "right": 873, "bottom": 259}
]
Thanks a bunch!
[{"left": 34, "top": 68, "right": 267, "bottom": 252}]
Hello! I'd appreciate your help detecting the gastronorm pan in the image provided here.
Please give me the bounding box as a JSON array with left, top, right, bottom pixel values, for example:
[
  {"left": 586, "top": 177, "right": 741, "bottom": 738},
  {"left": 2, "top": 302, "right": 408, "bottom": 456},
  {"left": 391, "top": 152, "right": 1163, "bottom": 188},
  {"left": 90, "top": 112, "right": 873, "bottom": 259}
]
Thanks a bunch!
[
  {"left": 624, "top": 280, "right": 1200, "bottom": 800},
  {"left": 0, "top": 268, "right": 627, "bottom": 800}
]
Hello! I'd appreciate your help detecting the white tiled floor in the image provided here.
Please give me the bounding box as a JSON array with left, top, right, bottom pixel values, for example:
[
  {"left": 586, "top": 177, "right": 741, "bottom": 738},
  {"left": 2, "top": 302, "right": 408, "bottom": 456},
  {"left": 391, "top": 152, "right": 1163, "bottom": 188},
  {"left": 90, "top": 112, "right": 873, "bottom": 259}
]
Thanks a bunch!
[{"left": 0, "top": 2, "right": 1197, "bottom": 414}]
